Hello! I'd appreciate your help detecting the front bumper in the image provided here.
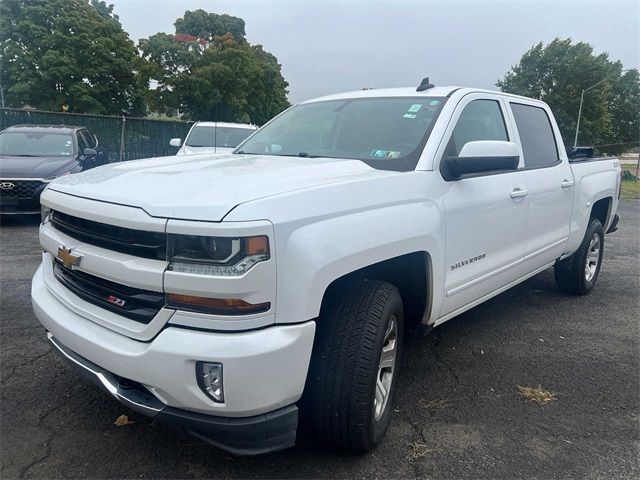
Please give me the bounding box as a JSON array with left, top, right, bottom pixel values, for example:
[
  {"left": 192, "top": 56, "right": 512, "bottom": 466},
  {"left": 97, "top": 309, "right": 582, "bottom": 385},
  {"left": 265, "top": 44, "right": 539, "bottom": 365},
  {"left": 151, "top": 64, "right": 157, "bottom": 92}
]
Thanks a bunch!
[
  {"left": 31, "top": 261, "right": 315, "bottom": 452},
  {"left": 48, "top": 334, "right": 298, "bottom": 454}
]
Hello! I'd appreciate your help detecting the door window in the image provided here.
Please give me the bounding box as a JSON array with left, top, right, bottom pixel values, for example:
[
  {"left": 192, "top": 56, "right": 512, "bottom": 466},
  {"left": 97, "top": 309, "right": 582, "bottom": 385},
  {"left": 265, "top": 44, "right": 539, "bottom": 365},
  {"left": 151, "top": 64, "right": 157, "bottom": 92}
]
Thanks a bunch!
[
  {"left": 510, "top": 103, "right": 559, "bottom": 168},
  {"left": 446, "top": 99, "right": 508, "bottom": 156},
  {"left": 81, "top": 130, "right": 97, "bottom": 149}
]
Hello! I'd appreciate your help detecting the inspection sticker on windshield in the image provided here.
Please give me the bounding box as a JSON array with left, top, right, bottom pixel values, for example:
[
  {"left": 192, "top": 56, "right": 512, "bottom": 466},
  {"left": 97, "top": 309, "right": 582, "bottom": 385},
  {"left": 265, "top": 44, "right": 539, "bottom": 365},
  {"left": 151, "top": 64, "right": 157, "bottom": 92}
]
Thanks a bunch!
[
  {"left": 429, "top": 100, "right": 441, "bottom": 106},
  {"left": 403, "top": 113, "right": 417, "bottom": 119},
  {"left": 370, "top": 150, "right": 400, "bottom": 158},
  {"left": 408, "top": 104, "right": 422, "bottom": 113}
]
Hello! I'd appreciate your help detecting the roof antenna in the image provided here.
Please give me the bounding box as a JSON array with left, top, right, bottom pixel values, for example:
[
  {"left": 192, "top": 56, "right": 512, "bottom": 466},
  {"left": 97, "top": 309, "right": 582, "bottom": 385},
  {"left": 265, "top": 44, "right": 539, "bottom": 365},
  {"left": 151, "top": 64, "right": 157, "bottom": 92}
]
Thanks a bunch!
[{"left": 416, "top": 77, "right": 435, "bottom": 92}]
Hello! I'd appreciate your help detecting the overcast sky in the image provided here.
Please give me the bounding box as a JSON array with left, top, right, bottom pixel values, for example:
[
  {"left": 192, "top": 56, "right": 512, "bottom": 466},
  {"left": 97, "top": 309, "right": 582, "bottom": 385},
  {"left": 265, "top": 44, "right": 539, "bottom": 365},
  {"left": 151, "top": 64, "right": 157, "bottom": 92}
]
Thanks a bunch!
[{"left": 109, "top": 0, "right": 639, "bottom": 103}]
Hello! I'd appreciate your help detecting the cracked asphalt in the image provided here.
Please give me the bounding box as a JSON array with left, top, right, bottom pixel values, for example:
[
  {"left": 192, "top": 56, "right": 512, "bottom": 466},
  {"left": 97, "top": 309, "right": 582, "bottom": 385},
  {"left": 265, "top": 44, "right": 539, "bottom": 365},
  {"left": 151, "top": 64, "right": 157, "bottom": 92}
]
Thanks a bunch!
[{"left": 1, "top": 201, "right": 638, "bottom": 479}]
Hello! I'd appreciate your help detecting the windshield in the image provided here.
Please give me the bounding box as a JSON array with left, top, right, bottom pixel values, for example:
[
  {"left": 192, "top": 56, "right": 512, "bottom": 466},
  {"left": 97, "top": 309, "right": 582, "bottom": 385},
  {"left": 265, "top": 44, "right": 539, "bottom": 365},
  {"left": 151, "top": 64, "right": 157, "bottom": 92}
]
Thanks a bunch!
[
  {"left": 185, "top": 126, "right": 256, "bottom": 148},
  {"left": 235, "top": 96, "right": 446, "bottom": 171},
  {"left": 0, "top": 131, "right": 75, "bottom": 157}
]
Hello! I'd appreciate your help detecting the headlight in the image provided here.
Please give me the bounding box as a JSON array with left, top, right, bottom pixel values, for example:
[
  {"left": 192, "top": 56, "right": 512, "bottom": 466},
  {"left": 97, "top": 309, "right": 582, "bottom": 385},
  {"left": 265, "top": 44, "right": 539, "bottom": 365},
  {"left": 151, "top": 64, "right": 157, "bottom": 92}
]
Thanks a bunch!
[
  {"left": 40, "top": 205, "right": 52, "bottom": 224},
  {"left": 167, "top": 234, "right": 270, "bottom": 276}
]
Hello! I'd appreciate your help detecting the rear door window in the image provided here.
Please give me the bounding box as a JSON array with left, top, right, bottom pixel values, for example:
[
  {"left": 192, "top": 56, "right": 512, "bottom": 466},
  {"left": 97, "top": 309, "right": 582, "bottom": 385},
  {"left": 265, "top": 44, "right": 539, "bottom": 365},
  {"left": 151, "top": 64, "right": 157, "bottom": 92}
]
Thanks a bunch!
[{"left": 510, "top": 103, "right": 559, "bottom": 168}]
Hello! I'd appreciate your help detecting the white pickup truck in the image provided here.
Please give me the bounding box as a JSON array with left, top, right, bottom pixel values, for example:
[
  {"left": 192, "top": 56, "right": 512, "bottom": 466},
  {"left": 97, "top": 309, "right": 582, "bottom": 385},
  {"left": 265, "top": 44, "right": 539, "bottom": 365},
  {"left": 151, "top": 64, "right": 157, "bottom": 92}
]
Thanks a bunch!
[{"left": 32, "top": 80, "right": 621, "bottom": 455}]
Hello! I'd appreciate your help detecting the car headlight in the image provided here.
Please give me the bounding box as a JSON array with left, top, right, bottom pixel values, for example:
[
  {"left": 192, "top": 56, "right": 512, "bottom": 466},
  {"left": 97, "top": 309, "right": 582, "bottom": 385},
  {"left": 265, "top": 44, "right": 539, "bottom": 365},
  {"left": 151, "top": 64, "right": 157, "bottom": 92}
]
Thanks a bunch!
[
  {"left": 167, "top": 234, "right": 270, "bottom": 276},
  {"left": 40, "top": 205, "right": 52, "bottom": 224}
]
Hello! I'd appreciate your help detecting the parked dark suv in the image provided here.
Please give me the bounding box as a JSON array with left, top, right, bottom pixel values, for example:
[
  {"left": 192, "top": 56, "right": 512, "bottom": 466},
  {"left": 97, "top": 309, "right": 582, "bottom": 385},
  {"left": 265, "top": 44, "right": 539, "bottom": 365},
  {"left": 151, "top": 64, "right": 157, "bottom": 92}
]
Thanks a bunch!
[{"left": 0, "top": 125, "right": 103, "bottom": 214}]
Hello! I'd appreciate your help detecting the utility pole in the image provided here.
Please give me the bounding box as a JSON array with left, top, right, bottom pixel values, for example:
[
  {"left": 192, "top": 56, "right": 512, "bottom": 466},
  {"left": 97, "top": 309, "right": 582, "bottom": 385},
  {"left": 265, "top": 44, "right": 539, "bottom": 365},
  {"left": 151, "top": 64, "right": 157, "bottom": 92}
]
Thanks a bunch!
[
  {"left": 119, "top": 116, "right": 126, "bottom": 162},
  {"left": 573, "top": 69, "right": 629, "bottom": 148}
]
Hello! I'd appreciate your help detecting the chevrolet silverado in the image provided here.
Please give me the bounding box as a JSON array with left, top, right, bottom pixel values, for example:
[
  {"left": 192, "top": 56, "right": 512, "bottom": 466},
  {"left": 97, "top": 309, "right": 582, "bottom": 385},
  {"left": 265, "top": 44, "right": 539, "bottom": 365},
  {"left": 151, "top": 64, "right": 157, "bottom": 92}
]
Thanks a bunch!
[{"left": 32, "top": 80, "right": 621, "bottom": 454}]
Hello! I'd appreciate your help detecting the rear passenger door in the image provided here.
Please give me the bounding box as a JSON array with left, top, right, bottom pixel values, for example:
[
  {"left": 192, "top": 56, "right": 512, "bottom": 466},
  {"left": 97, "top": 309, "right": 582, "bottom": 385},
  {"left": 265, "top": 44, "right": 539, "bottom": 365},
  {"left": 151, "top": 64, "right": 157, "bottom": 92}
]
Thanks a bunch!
[
  {"left": 508, "top": 102, "right": 573, "bottom": 270},
  {"left": 439, "top": 94, "right": 529, "bottom": 318}
]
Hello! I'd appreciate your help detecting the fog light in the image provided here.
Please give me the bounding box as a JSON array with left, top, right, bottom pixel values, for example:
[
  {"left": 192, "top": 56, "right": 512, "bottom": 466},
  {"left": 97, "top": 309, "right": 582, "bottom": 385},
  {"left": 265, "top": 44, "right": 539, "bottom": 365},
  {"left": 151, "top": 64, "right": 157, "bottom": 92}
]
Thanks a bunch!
[{"left": 196, "top": 362, "right": 224, "bottom": 403}]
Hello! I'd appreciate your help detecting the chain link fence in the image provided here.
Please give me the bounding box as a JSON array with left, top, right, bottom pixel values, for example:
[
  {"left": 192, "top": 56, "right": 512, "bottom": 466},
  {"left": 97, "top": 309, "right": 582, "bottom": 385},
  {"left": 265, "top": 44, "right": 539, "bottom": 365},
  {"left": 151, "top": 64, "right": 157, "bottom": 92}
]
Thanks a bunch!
[{"left": 0, "top": 108, "right": 193, "bottom": 162}]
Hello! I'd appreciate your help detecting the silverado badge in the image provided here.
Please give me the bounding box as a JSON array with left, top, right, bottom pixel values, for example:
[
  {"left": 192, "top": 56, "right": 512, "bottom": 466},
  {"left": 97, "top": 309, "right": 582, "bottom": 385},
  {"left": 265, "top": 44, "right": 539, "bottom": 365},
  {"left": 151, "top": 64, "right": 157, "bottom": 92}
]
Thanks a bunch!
[{"left": 57, "top": 246, "right": 82, "bottom": 269}]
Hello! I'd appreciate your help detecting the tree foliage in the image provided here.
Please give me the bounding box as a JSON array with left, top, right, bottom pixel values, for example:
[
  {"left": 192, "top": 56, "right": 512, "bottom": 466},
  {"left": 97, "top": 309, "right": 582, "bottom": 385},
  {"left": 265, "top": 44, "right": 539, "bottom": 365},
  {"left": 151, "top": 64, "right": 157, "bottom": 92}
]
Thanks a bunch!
[
  {"left": 497, "top": 38, "right": 639, "bottom": 153},
  {"left": 0, "top": 0, "right": 144, "bottom": 115},
  {"left": 139, "top": 9, "right": 289, "bottom": 124}
]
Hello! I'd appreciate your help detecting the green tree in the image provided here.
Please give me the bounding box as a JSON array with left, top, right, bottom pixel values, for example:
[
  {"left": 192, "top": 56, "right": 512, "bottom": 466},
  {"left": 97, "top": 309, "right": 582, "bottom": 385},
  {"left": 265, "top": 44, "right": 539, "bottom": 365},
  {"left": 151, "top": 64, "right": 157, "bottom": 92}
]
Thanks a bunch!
[
  {"left": 609, "top": 69, "right": 640, "bottom": 151},
  {"left": 139, "top": 9, "right": 289, "bottom": 124},
  {"left": 497, "top": 38, "right": 639, "bottom": 153},
  {"left": 0, "top": 0, "right": 144, "bottom": 115}
]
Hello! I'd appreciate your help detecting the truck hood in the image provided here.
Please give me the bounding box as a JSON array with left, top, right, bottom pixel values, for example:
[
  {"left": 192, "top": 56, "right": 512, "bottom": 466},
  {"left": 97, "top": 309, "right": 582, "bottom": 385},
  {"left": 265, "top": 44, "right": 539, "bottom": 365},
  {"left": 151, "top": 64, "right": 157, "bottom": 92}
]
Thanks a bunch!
[
  {"left": 0, "top": 155, "right": 78, "bottom": 178},
  {"left": 47, "top": 153, "right": 394, "bottom": 221}
]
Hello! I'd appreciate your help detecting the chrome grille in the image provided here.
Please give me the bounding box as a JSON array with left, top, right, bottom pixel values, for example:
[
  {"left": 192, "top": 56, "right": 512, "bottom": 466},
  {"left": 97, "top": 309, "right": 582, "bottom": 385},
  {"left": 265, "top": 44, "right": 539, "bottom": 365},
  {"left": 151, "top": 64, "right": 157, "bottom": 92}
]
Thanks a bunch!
[{"left": 50, "top": 210, "right": 166, "bottom": 260}]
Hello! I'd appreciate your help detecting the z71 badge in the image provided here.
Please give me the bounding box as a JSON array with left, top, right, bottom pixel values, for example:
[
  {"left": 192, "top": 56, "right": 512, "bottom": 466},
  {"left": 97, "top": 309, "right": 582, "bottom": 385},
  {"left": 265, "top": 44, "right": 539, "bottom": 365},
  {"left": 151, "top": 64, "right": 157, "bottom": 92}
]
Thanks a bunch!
[{"left": 451, "top": 253, "right": 486, "bottom": 271}]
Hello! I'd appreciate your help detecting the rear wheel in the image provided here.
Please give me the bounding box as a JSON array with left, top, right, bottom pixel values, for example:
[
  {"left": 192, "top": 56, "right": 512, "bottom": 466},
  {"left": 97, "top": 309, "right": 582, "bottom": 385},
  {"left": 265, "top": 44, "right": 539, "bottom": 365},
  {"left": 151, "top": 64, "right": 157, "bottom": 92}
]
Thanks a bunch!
[
  {"left": 554, "top": 218, "right": 604, "bottom": 295},
  {"left": 307, "top": 279, "right": 404, "bottom": 452}
]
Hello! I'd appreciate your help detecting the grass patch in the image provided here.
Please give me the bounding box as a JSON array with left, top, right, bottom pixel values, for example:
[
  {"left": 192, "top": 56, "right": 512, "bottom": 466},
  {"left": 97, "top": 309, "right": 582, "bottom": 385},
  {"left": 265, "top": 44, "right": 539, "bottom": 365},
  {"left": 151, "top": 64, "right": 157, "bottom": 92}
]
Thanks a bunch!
[
  {"left": 620, "top": 179, "right": 640, "bottom": 200},
  {"left": 517, "top": 385, "right": 557, "bottom": 405}
]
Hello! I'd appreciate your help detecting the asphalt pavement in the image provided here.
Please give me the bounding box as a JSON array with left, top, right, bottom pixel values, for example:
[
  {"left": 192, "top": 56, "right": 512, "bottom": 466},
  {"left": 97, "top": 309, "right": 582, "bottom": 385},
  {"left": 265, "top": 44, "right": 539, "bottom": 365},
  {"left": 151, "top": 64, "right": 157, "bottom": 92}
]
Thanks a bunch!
[{"left": 1, "top": 201, "right": 638, "bottom": 479}]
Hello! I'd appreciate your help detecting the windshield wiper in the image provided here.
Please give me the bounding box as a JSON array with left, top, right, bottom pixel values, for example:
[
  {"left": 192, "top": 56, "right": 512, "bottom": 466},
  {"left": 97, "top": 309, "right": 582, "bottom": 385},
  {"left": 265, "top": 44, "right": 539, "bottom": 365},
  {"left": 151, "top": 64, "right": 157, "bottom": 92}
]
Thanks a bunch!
[
  {"left": 234, "top": 150, "right": 320, "bottom": 158},
  {"left": 235, "top": 150, "right": 261, "bottom": 155},
  {"left": 277, "top": 152, "right": 321, "bottom": 158}
]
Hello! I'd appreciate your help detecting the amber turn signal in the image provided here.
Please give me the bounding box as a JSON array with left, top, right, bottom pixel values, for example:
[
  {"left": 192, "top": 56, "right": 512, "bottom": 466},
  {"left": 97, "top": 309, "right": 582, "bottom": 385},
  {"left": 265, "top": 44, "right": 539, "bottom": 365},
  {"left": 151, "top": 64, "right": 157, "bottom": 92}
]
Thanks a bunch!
[
  {"left": 167, "top": 293, "right": 270, "bottom": 316},
  {"left": 245, "top": 235, "right": 269, "bottom": 255}
]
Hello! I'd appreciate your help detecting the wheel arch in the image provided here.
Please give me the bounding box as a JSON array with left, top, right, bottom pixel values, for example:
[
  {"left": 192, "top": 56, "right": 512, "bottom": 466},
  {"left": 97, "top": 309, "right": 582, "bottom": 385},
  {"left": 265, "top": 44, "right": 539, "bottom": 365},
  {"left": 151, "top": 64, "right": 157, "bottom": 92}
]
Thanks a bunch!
[
  {"left": 317, "top": 251, "right": 433, "bottom": 332},
  {"left": 590, "top": 196, "right": 612, "bottom": 227}
]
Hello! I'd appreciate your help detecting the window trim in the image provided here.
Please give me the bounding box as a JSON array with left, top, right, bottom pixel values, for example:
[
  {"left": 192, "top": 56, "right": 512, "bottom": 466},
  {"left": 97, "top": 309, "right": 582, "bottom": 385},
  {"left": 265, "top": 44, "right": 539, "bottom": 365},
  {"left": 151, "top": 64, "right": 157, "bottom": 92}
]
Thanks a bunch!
[{"left": 509, "top": 101, "right": 561, "bottom": 171}]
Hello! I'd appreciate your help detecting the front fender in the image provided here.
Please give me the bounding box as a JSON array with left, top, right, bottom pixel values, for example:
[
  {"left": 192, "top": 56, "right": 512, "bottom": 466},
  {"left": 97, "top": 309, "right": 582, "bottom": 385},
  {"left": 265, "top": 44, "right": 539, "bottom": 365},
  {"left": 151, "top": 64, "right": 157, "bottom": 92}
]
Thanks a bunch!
[{"left": 273, "top": 200, "right": 445, "bottom": 324}]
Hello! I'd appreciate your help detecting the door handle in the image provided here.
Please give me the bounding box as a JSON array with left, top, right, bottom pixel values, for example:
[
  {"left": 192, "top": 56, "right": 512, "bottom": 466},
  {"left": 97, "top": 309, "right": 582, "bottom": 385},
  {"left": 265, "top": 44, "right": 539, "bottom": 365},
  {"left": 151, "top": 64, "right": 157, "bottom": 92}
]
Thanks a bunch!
[
  {"left": 561, "top": 179, "right": 575, "bottom": 189},
  {"left": 510, "top": 188, "right": 528, "bottom": 198}
]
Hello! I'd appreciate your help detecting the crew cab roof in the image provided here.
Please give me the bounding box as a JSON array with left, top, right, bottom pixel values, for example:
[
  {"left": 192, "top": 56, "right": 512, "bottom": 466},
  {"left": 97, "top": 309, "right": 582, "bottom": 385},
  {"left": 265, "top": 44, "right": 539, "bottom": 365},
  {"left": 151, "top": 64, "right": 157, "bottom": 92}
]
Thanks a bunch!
[
  {"left": 3, "top": 124, "right": 86, "bottom": 134},
  {"left": 300, "top": 86, "right": 548, "bottom": 107},
  {"left": 191, "top": 121, "right": 258, "bottom": 129},
  {"left": 301, "top": 86, "right": 462, "bottom": 103}
]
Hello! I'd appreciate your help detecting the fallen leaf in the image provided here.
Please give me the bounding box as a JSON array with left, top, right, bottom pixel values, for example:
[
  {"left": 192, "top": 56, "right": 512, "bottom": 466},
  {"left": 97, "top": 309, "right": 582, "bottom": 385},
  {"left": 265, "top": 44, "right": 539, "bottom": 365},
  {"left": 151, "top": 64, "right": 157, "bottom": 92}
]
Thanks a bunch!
[{"left": 114, "top": 414, "right": 134, "bottom": 427}]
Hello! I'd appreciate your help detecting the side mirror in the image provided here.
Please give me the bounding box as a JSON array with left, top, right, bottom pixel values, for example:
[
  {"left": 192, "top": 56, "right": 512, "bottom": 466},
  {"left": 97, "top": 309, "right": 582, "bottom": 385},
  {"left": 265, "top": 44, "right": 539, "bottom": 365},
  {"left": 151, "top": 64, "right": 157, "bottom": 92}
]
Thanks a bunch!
[
  {"left": 443, "top": 140, "right": 520, "bottom": 180},
  {"left": 170, "top": 138, "right": 182, "bottom": 147},
  {"left": 83, "top": 148, "right": 97, "bottom": 157}
]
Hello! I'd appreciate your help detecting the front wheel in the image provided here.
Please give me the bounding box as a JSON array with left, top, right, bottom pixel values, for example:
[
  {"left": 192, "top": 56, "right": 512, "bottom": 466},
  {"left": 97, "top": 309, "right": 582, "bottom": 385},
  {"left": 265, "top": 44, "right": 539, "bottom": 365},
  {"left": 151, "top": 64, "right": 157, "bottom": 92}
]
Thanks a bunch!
[
  {"left": 554, "top": 218, "right": 604, "bottom": 295},
  {"left": 307, "top": 279, "right": 404, "bottom": 452}
]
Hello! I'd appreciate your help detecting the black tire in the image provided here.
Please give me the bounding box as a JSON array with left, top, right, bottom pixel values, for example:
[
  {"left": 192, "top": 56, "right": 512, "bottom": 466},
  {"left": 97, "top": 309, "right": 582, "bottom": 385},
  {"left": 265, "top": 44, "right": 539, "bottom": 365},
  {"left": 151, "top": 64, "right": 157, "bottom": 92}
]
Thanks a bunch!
[
  {"left": 554, "top": 218, "right": 604, "bottom": 295},
  {"left": 306, "top": 278, "right": 404, "bottom": 452}
]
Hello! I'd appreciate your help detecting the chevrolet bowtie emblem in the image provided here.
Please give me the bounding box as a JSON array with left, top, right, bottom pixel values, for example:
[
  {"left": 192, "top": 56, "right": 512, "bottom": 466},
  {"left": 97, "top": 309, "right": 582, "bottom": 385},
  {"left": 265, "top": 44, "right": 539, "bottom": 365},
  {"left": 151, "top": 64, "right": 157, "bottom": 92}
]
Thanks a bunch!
[{"left": 57, "top": 246, "right": 82, "bottom": 269}]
